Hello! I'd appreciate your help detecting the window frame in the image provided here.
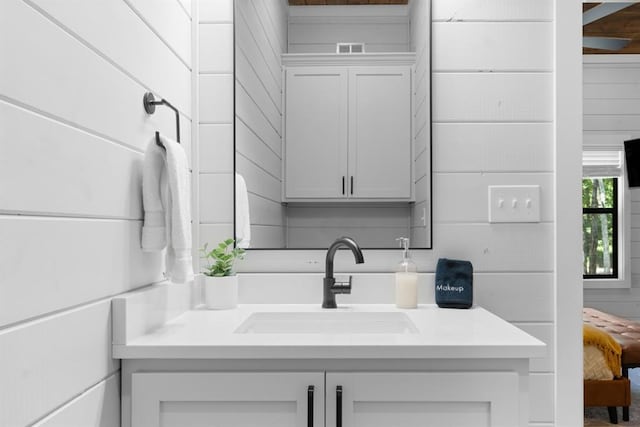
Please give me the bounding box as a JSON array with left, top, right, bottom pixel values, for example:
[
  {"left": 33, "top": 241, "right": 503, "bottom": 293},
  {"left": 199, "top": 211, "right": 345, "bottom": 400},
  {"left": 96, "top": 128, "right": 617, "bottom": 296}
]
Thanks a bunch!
[
  {"left": 582, "top": 177, "right": 618, "bottom": 280},
  {"left": 582, "top": 167, "right": 630, "bottom": 289}
]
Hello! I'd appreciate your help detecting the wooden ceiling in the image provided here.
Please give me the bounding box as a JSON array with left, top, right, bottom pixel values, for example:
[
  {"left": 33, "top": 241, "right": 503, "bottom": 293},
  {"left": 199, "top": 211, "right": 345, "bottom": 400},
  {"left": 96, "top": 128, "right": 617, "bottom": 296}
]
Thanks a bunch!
[
  {"left": 289, "top": 0, "right": 408, "bottom": 5},
  {"left": 584, "top": 3, "right": 640, "bottom": 54}
]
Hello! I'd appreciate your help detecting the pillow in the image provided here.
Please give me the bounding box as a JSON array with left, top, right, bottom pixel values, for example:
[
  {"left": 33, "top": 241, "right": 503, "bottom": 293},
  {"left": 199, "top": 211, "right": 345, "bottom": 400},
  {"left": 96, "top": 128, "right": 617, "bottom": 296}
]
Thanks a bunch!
[{"left": 584, "top": 345, "right": 615, "bottom": 380}]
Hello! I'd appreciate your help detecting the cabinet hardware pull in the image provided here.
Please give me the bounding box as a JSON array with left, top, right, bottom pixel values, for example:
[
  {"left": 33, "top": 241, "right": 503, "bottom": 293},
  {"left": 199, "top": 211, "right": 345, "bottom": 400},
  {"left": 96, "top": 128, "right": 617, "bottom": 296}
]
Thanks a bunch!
[
  {"left": 342, "top": 177, "right": 345, "bottom": 195},
  {"left": 336, "top": 385, "right": 343, "bottom": 427},
  {"left": 307, "top": 385, "right": 314, "bottom": 427},
  {"left": 350, "top": 176, "right": 354, "bottom": 195}
]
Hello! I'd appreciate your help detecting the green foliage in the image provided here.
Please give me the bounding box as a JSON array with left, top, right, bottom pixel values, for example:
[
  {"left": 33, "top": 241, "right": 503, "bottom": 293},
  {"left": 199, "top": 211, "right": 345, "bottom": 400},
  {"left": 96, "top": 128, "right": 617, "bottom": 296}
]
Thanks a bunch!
[
  {"left": 200, "top": 238, "right": 245, "bottom": 277},
  {"left": 582, "top": 178, "right": 615, "bottom": 275}
]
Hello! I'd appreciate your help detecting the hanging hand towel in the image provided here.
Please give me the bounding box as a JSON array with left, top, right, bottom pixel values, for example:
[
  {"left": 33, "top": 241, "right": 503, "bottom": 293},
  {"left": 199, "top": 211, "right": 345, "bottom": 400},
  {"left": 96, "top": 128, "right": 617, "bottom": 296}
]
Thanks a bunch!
[
  {"left": 141, "top": 135, "right": 194, "bottom": 284},
  {"left": 235, "top": 173, "right": 251, "bottom": 249},
  {"left": 141, "top": 140, "right": 167, "bottom": 250}
]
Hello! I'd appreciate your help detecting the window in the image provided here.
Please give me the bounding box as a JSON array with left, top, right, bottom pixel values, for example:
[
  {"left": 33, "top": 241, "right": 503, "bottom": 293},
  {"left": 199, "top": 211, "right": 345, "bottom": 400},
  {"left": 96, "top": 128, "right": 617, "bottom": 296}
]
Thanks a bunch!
[
  {"left": 582, "top": 139, "right": 630, "bottom": 288},
  {"left": 582, "top": 177, "right": 617, "bottom": 278}
]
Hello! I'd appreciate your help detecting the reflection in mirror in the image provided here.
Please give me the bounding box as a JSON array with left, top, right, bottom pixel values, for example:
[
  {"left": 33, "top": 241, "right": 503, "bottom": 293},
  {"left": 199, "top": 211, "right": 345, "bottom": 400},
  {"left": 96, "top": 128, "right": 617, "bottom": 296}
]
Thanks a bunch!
[{"left": 234, "top": 0, "right": 430, "bottom": 249}]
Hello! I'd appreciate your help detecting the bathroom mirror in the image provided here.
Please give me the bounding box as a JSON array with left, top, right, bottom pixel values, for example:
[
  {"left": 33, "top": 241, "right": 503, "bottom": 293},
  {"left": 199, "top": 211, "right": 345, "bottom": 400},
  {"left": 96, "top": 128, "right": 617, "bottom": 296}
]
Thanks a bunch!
[{"left": 234, "top": 0, "right": 431, "bottom": 250}]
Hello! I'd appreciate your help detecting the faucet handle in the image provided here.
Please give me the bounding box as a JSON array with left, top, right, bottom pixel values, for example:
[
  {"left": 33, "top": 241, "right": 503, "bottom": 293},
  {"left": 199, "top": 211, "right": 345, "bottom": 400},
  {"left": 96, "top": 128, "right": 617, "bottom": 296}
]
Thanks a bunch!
[{"left": 332, "top": 275, "right": 352, "bottom": 294}]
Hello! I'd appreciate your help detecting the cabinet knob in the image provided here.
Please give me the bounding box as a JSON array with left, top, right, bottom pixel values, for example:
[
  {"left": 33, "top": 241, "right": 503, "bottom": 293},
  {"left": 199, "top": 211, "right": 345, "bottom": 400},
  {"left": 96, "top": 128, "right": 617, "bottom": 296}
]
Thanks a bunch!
[
  {"left": 350, "top": 176, "right": 354, "bottom": 195},
  {"left": 342, "top": 177, "right": 346, "bottom": 195}
]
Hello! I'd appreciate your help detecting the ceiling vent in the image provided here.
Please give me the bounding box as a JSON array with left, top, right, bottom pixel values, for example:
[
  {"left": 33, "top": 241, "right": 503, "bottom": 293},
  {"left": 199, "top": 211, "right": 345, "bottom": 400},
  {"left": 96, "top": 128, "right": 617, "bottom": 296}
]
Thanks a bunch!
[{"left": 336, "top": 43, "right": 365, "bottom": 54}]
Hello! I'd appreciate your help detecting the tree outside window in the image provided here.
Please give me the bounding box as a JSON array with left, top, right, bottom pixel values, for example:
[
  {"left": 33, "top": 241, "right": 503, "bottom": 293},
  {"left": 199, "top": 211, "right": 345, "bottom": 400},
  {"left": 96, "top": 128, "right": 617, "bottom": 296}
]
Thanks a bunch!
[{"left": 582, "top": 177, "right": 618, "bottom": 278}]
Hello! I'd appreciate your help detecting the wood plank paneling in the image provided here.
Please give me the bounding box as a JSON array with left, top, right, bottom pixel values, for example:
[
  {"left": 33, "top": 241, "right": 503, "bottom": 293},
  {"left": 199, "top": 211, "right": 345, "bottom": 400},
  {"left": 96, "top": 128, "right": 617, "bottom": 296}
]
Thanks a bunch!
[
  {"left": 198, "top": 0, "right": 233, "bottom": 23},
  {"left": 433, "top": 223, "right": 554, "bottom": 272},
  {"left": 0, "top": 217, "right": 162, "bottom": 327},
  {"left": 199, "top": 124, "right": 234, "bottom": 173},
  {"left": 199, "top": 74, "right": 234, "bottom": 123},
  {"left": 0, "top": 301, "right": 118, "bottom": 427},
  {"left": 199, "top": 174, "right": 234, "bottom": 223},
  {"left": 0, "top": 0, "right": 187, "bottom": 152},
  {"left": 583, "top": 58, "right": 640, "bottom": 319},
  {"left": 34, "top": 374, "right": 120, "bottom": 427},
  {"left": 0, "top": 101, "right": 143, "bottom": 219},
  {"left": 199, "top": 23, "right": 234, "bottom": 73},
  {"left": 28, "top": 0, "right": 191, "bottom": 114},
  {"left": 433, "top": 173, "right": 553, "bottom": 223},
  {"left": 433, "top": 73, "right": 553, "bottom": 122},
  {"left": 432, "top": 23, "right": 553, "bottom": 71},
  {"left": 433, "top": 123, "right": 554, "bottom": 173},
  {"left": 432, "top": 0, "right": 553, "bottom": 22},
  {"left": 124, "top": 0, "right": 192, "bottom": 66},
  {"left": 1, "top": 0, "right": 191, "bottom": 423}
]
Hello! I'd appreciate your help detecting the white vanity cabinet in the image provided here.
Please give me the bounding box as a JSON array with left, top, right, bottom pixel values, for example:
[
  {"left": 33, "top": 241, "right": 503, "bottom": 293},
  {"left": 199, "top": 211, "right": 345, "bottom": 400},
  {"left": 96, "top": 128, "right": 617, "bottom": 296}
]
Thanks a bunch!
[
  {"left": 130, "top": 372, "right": 324, "bottom": 427},
  {"left": 126, "top": 368, "right": 524, "bottom": 427},
  {"left": 283, "top": 54, "right": 414, "bottom": 202}
]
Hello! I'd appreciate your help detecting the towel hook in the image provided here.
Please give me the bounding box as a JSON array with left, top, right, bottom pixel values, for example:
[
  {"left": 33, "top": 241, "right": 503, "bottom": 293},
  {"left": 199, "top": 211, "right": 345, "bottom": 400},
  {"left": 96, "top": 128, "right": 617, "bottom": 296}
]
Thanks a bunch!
[{"left": 143, "top": 92, "right": 180, "bottom": 149}]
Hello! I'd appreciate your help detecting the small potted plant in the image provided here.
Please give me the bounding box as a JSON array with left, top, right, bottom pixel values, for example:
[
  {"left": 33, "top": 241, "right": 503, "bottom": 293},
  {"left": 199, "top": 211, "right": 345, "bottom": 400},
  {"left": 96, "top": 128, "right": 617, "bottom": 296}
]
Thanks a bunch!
[{"left": 200, "top": 238, "right": 245, "bottom": 309}]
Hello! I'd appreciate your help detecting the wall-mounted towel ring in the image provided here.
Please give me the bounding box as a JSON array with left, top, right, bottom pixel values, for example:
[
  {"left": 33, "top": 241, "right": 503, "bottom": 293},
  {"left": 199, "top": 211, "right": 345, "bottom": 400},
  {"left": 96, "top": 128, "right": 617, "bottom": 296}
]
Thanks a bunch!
[{"left": 143, "top": 92, "right": 180, "bottom": 149}]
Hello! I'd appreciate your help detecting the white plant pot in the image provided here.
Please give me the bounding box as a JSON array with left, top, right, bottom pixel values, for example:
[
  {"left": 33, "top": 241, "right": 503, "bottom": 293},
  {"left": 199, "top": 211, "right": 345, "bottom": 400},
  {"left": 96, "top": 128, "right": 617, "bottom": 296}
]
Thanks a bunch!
[{"left": 203, "top": 275, "right": 238, "bottom": 309}]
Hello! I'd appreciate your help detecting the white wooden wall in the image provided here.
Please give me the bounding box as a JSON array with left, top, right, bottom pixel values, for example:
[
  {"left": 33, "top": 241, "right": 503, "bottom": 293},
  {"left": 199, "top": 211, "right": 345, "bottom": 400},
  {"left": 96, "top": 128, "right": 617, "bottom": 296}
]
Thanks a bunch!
[
  {"left": 288, "top": 5, "right": 410, "bottom": 54},
  {"left": 286, "top": 205, "right": 410, "bottom": 248},
  {"left": 0, "top": 0, "right": 192, "bottom": 425},
  {"left": 234, "top": 0, "right": 288, "bottom": 248},
  {"left": 409, "top": 0, "right": 431, "bottom": 248},
  {"left": 198, "top": 0, "right": 235, "bottom": 253},
  {"left": 583, "top": 56, "right": 640, "bottom": 320},
  {"left": 432, "top": 2, "right": 554, "bottom": 425}
]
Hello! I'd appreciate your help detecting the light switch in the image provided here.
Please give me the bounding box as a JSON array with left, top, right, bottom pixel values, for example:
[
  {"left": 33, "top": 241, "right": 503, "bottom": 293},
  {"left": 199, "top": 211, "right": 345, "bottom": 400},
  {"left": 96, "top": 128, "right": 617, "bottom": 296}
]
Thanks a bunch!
[{"left": 488, "top": 185, "right": 540, "bottom": 223}]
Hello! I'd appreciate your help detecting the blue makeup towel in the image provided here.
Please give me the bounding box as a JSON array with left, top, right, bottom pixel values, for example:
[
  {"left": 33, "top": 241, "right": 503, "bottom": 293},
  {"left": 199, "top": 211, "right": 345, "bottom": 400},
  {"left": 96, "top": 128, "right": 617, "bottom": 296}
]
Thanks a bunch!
[{"left": 435, "top": 258, "right": 473, "bottom": 309}]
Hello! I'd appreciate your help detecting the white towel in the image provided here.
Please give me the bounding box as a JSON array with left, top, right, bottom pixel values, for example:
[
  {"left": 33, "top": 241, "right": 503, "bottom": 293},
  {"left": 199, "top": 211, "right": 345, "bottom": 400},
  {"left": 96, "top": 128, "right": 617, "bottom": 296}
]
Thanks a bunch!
[
  {"left": 141, "top": 135, "right": 194, "bottom": 284},
  {"left": 235, "top": 173, "right": 251, "bottom": 249}
]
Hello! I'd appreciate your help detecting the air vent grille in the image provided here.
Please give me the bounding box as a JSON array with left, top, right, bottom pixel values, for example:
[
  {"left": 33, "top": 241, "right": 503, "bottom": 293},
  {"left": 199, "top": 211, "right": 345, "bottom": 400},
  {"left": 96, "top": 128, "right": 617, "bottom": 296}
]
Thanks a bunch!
[{"left": 336, "top": 43, "right": 365, "bottom": 54}]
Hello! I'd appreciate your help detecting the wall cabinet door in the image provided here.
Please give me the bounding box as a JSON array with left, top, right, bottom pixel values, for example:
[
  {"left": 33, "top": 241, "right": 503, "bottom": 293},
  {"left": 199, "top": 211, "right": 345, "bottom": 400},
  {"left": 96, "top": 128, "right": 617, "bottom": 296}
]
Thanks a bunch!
[
  {"left": 348, "top": 67, "right": 411, "bottom": 199},
  {"left": 131, "top": 372, "right": 324, "bottom": 427},
  {"left": 285, "top": 67, "right": 348, "bottom": 199},
  {"left": 326, "top": 372, "right": 520, "bottom": 427},
  {"left": 284, "top": 64, "right": 412, "bottom": 201}
]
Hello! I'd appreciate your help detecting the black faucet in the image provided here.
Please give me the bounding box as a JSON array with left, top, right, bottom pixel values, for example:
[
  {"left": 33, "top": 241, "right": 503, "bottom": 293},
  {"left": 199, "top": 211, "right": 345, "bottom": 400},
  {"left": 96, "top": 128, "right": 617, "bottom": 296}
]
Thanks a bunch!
[{"left": 323, "top": 236, "right": 365, "bottom": 308}]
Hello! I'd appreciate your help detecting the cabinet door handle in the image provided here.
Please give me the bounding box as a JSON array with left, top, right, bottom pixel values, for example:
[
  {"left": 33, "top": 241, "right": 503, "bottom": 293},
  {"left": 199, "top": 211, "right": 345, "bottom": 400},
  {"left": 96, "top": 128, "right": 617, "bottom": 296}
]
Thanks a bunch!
[
  {"left": 307, "top": 385, "right": 314, "bottom": 427},
  {"left": 350, "top": 176, "right": 354, "bottom": 195},
  {"left": 336, "top": 385, "right": 343, "bottom": 427},
  {"left": 342, "top": 176, "right": 345, "bottom": 195}
]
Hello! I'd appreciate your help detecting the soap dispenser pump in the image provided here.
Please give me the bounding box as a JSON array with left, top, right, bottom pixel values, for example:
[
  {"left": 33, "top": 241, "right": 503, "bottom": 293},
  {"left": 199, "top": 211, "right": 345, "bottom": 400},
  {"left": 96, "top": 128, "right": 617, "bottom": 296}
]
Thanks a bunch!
[{"left": 395, "top": 237, "right": 418, "bottom": 308}]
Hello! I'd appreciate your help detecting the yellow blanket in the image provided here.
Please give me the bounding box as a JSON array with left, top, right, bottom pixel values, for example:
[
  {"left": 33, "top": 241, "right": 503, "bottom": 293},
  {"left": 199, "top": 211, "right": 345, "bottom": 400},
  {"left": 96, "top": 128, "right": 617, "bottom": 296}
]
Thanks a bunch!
[{"left": 583, "top": 324, "right": 622, "bottom": 377}]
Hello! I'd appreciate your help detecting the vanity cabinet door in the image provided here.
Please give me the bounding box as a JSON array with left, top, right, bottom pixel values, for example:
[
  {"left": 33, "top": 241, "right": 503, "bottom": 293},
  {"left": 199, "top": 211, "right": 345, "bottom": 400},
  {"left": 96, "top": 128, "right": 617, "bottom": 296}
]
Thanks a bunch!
[
  {"left": 285, "top": 67, "right": 348, "bottom": 199},
  {"left": 326, "top": 372, "right": 520, "bottom": 427},
  {"left": 131, "top": 372, "right": 324, "bottom": 427},
  {"left": 348, "top": 67, "right": 412, "bottom": 199}
]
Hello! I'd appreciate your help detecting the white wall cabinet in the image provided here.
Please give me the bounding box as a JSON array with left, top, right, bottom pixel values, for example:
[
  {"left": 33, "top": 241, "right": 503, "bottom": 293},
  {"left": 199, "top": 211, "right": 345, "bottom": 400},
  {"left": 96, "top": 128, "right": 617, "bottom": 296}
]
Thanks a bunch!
[
  {"left": 129, "top": 370, "right": 521, "bottom": 427},
  {"left": 283, "top": 55, "right": 414, "bottom": 202}
]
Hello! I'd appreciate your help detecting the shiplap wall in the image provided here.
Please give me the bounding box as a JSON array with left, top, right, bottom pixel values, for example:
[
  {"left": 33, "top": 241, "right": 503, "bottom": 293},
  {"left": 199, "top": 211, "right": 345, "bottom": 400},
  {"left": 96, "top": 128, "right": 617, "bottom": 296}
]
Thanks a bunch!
[
  {"left": 198, "top": 0, "right": 235, "bottom": 254},
  {"left": 288, "top": 5, "right": 409, "bottom": 53},
  {"left": 409, "top": 0, "right": 430, "bottom": 247},
  {"left": 583, "top": 56, "right": 640, "bottom": 320},
  {"left": 432, "top": 2, "right": 554, "bottom": 425},
  {"left": 0, "top": 0, "right": 192, "bottom": 425},
  {"left": 235, "top": 0, "right": 288, "bottom": 248}
]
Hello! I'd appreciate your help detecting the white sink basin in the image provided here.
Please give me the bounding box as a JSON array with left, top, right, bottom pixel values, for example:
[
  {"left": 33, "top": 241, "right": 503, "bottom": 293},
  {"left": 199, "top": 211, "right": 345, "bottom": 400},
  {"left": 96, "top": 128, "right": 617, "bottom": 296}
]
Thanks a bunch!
[{"left": 234, "top": 311, "right": 419, "bottom": 334}]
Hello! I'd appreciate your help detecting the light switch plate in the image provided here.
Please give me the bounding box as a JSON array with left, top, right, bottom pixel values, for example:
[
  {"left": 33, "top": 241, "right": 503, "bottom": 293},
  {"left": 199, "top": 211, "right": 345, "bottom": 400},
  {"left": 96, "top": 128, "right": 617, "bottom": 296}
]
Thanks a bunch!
[{"left": 488, "top": 185, "right": 541, "bottom": 223}]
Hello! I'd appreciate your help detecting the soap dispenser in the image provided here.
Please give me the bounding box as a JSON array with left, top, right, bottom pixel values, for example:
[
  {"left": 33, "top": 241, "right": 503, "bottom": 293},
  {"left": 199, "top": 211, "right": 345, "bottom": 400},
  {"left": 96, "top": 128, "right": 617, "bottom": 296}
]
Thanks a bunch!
[{"left": 395, "top": 237, "right": 418, "bottom": 308}]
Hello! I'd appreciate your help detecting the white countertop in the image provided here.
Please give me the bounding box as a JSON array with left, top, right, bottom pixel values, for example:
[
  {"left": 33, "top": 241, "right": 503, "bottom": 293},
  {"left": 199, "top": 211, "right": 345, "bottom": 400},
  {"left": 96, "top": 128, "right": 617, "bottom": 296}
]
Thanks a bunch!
[{"left": 113, "top": 304, "right": 546, "bottom": 360}]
